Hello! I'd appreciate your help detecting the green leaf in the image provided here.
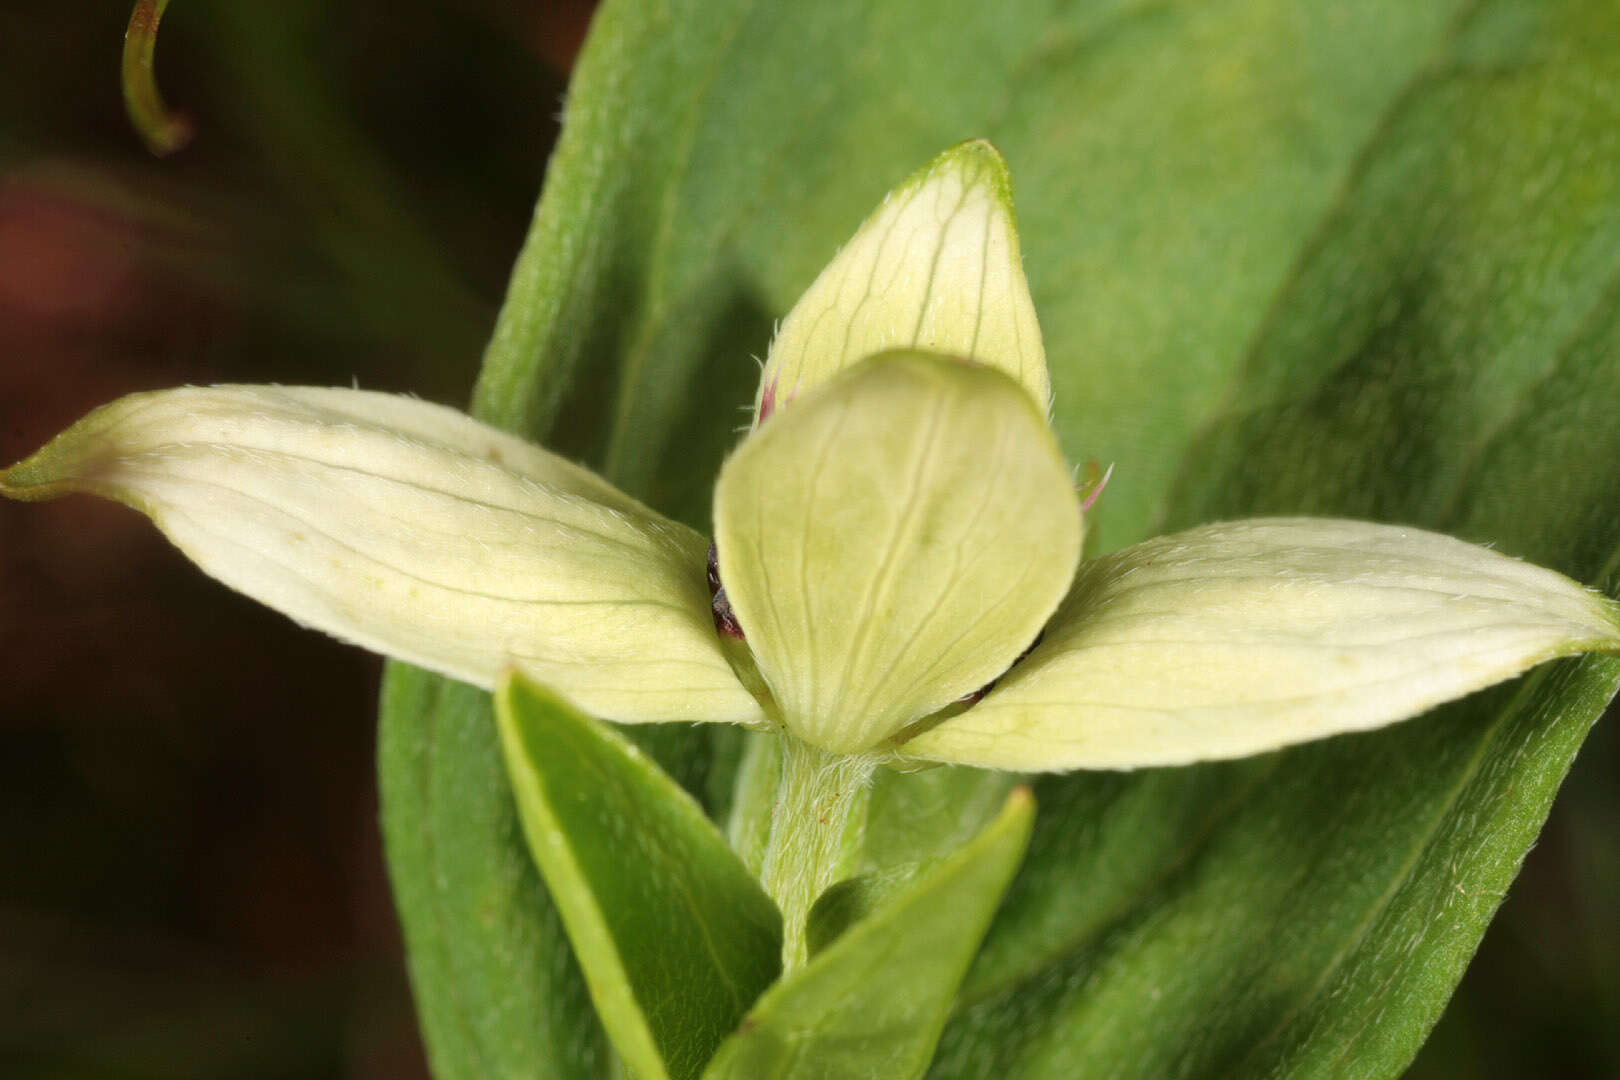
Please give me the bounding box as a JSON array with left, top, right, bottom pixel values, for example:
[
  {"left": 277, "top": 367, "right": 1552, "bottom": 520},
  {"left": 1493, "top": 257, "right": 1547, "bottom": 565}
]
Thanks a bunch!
[
  {"left": 494, "top": 675, "right": 782, "bottom": 1080},
  {"left": 384, "top": 0, "right": 1620, "bottom": 1076},
  {"left": 702, "top": 788, "right": 1034, "bottom": 1080},
  {"left": 802, "top": 866, "right": 920, "bottom": 960},
  {"left": 862, "top": 764, "right": 1017, "bottom": 873},
  {"left": 935, "top": 5, "right": 1620, "bottom": 1078},
  {"left": 381, "top": 667, "right": 731, "bottom": 1080},
  {"left": 379, "top": 667, "right": 607, "bottom": 1080}
]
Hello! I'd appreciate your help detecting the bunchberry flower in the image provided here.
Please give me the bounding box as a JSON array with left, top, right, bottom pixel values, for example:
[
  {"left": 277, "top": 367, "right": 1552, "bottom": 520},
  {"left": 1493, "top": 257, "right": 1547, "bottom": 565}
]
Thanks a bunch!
[{"left": 4, "top": 141, "right": 1616, "bottom": 777}]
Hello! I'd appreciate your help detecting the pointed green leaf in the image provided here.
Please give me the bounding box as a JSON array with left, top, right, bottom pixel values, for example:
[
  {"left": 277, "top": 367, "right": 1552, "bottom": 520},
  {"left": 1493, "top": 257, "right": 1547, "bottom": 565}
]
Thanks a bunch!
[
  {"left": 495, "top": 675, "right": 782, "bottom": 1080},
  {"left": 379, "top": 668, "right": 607, "bottom": 1080},
  {"left": 1, "top": 385, "right": 759, "bottom": 725},
  {"left": 382, "top": 666, "right": 733, "bottom": 1080},
  {"left": 702, "top": 788, "right": 1034, "bottom": 1080},
  {"left": 802, "top": 865, "right": 921, "bottom": 960},
  {"left": 862, "top": 764, "right": 1018, "bottom": 873},
  {"left": 713, "top": 352, "right": 1080, "bottom": 754},
  {"left": 757, "top": 140, "right": 1048, "bottom": 420},
  {"left": 904, "top": 518, "right": 1620, "bottom": 770}
]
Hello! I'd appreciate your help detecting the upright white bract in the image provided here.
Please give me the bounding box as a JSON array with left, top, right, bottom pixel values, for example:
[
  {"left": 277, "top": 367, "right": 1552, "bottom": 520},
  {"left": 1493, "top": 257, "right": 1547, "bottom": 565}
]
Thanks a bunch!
[{"left": 756, "top": 140, "right": 1050, "bottom": 422}]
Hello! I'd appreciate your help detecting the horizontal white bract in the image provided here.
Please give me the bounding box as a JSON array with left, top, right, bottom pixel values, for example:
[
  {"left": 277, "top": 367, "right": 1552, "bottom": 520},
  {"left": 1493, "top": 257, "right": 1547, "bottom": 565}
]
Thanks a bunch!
[
  {"left": 1, "top": 386, "right": 762, "bottom": 725},
  {"left": 757, "top": 140, "right": 1049, "bottom": 422},
  {"left": 716, "top": 352, "right": 1080, "bottom": 754},
  {"left": 900, "top": 518, "right": 1620, "bottom": 770}
]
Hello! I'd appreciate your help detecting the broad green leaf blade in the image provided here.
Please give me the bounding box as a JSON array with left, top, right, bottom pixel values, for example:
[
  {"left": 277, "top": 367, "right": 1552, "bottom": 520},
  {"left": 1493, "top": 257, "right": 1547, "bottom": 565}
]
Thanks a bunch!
[
  {"left": 385, "top": 0, "right": 1620, "bottom": 1076},
  {"left": 932, "top": 656, "right": 1620, "bottom": 1079},
  {"left": 758, "top": 140, "right": 1049, "bottom": 420},
  {"left": 382, "top": 0, "right": 801, "bottom": 1064},
  {"left": 476, "top": 0, "right": 1474, "bottom": 541},
  {"left": 495, "top": 675, "right": 782, "bottom": 1080},
  {"left": 0, "top": 385, "right": 757, "bottom": 726},
  {"left": 702, "top": 788, "right": 1034, "bottom": 1080},
  {"left": 904, "top": 519, "right": 1620, "bottom": 770},
  {"left": 933, "top": 4, "right": 1620, "bottom": 1077},
  {"left": 714, "top": 352, "right": 1080, "bottom": 753}
]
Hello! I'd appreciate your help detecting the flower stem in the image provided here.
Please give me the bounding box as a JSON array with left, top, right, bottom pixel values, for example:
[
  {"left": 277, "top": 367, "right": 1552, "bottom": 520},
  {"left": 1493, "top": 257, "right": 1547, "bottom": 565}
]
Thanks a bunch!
[{"left": 758, "top": 734, "right": 877, "bottom": 971}]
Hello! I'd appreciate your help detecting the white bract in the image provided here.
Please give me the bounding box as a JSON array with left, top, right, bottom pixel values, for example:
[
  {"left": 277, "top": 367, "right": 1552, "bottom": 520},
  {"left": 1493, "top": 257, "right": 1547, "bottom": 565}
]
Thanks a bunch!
[{"left": 5, "top": 141, "right": 1617, "bottom": 769}]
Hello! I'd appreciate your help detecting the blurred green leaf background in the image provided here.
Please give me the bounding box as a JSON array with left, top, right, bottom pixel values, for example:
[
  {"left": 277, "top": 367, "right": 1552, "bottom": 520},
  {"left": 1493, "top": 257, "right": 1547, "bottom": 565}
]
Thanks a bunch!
[{"left": 1, "top": 2, "right": 1617, "bottom": 1077}]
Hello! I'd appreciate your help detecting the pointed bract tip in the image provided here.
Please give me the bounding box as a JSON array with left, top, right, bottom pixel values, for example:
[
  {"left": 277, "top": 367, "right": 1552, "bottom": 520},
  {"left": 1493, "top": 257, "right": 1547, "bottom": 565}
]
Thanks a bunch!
[
  {"left": 0, "top": 450, "right": 78, "bottom": 503},
  {"left": 913, "top": 138, "right": 1014, "bottom": 209}
]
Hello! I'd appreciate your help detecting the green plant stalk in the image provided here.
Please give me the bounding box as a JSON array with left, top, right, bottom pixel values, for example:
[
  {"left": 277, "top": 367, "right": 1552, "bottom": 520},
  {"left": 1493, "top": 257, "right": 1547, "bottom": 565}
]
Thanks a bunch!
[
  {"left": 757, "top": 735, "right": 877, "bottom": 970},
  {"left": 122, "top": 0, "right": 191, "bottom": 155}
]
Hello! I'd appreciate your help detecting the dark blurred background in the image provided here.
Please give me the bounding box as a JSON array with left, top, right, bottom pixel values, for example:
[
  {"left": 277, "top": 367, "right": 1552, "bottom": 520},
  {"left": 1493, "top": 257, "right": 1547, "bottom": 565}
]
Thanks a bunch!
[
  {"left": 0, "top": 2, "right": 588, "bottom": 1076},
  {"left": 0, "top": 3, "right": 1614, "bottom": 1078}
]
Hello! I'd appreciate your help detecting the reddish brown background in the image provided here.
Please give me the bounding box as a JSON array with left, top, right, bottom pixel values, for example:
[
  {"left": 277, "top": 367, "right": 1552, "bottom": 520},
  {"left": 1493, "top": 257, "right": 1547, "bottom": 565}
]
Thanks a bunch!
[{"left": 0, "top": 3, "right": 588, "bottom": 1075}]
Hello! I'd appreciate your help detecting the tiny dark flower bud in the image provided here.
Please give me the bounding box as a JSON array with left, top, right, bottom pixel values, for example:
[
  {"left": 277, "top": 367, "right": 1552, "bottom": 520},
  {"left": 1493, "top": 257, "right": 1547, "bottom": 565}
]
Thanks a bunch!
[
  {"left": 707, "top": 541, "right": 744, "bottom": 639},
  {"left": 706, "top": 541, "right": 723, "bottom": 597},
  {"left": 955, "top": 629, "right": 1045, "bottom": 706},
  {"left": 712, "top": 586, "right": 745, "bottom": 641}
]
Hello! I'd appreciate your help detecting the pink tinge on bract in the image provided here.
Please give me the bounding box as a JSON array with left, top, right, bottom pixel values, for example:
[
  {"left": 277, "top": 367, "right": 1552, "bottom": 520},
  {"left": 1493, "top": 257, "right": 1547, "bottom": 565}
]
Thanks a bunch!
[
  {"left": 757, "top": 377, "right": 778, "bottom": 423},
  {"left": 1079, "top": 462, "right": 1114, "bottom": 514}
]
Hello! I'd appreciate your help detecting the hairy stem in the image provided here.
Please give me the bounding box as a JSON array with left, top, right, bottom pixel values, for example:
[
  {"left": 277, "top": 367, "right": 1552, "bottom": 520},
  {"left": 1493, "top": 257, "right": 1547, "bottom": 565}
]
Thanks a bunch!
[{"left": 757, "top": 735, "right": 877, "bottom": 971}]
